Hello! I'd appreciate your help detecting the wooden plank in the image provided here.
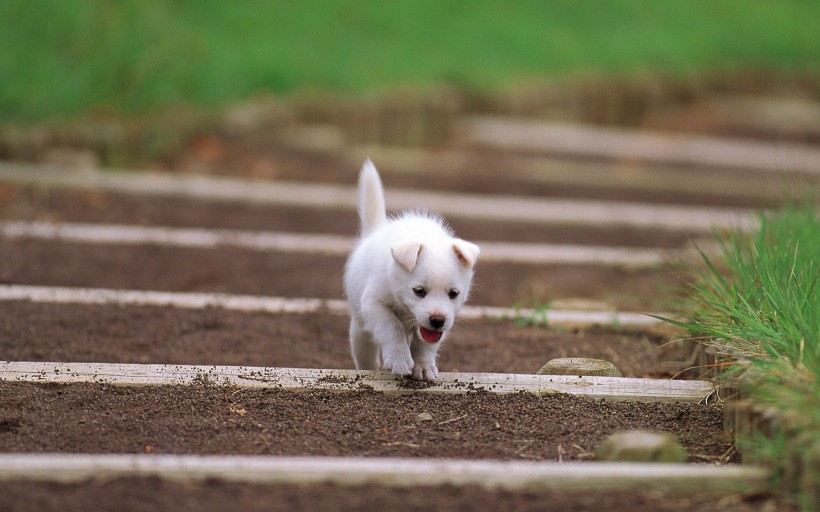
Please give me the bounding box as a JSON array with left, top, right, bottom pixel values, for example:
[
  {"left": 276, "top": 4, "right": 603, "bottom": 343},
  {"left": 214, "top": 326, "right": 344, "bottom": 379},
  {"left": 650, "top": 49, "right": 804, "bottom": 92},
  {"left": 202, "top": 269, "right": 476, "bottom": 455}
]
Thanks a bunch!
[
  {"left": 465, "top": 117, "right": 820, "bottom": 176},
  {"left": 356, "top": 147, "right": 808, "bottom": 202},
  {"left": 0, "top": 284, "right": 345, "bottom": 314},
  {"left": 0, "top": 362, "right": 716, "bottom": 403},
  {"left": 0, "top": 163, "right": 756, "bottom": 231},
  {"left": 0, "top": 220, "right": 677, "bottom": 267},
  {"left": 0, "top": 284, "right": 675, "bottom": 331},
  {"left": 0, "top": 454, "right": 771, "bottom": 494}
]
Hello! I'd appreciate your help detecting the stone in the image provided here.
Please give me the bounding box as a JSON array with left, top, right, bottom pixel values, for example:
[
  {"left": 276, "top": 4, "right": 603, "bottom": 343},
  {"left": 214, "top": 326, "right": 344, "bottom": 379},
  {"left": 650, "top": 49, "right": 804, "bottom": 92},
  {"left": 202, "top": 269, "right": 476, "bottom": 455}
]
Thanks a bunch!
[
  {"left": 596, "top": 430, "right": 688, "bottom": 462},
  {"left": 537, "top": 358, "right": 623, "bottom": 377},
  {"left": 416, "top": 412, "right": 433, "bottom": 422}
]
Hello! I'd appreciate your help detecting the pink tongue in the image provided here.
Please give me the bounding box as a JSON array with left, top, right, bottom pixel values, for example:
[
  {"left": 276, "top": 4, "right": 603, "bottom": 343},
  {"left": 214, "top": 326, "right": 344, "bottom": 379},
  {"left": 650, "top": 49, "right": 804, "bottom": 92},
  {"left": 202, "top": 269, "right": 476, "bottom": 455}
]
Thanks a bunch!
[{"left": 420, "top": 327, "right": 442, "bottom": 344}]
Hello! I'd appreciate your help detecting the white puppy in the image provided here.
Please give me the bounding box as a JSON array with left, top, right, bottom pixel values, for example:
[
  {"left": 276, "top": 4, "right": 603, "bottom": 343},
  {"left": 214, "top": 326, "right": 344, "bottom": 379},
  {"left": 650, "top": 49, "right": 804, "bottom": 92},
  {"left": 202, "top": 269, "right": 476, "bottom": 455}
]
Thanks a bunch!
[{"left": 344, "top": 160, "right": 480, "bottom": 381}]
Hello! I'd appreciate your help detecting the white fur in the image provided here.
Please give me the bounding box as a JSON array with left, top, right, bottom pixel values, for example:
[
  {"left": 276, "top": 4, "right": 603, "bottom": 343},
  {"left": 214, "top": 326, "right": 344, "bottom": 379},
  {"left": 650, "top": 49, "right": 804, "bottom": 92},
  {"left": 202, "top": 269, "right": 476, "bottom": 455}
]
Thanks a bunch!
[{"left": 344, "top": 160, "right": 480, "bottom": 381}]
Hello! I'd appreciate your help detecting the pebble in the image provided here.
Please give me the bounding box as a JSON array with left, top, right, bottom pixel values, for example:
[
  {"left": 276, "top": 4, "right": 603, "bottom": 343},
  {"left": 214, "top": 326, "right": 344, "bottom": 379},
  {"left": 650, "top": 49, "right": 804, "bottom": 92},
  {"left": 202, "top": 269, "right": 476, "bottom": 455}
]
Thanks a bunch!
[
  {"left": 537, "top": 358, "right": 623, "bottom": 377},
  {"left": 595, "top": 430, "right": 688, "bottom": 462},
  {"left": 416, "top": 412, "right": 433, "bottom": 422}
]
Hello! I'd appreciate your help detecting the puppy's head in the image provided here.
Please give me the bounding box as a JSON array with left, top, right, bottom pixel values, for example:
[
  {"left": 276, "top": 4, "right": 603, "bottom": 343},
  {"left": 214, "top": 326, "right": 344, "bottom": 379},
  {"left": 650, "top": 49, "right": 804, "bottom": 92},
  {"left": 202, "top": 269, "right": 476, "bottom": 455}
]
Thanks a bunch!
[{"left": 390, "top": 238, "right": 479, "bottom": 344}]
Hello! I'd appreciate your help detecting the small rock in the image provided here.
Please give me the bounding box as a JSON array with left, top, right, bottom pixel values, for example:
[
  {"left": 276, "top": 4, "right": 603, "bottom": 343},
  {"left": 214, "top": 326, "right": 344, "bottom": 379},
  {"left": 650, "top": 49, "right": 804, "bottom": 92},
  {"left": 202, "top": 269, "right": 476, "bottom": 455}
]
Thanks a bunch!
[
  {"left": 41, "top": 147, "right": 100, "bottom": 171},
  {"left": 596, "top": 430, "right": 688, "bottom": 462},
  {"left": 416, "top": 412, "right": 433, "bottom": 422},
  {"left": 537, "top": 358, "right": 623, "bottom": 377}
]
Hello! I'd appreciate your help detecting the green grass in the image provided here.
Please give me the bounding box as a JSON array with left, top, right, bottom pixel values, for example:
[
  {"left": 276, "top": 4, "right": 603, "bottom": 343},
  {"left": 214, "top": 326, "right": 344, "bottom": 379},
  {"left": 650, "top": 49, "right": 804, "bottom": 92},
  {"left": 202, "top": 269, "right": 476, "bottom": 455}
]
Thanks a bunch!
[
  {"left": 510, "top": 299, "right": 553, "bottom": 328},
  {"left": 2, "top": 0, "right": 819, "bottom": 122},
  {"left": 681, "top": 206, "right": 818, "bottom": 368},
  {"left": 666, "top": 205, "right": 819, "bottom": 509}
]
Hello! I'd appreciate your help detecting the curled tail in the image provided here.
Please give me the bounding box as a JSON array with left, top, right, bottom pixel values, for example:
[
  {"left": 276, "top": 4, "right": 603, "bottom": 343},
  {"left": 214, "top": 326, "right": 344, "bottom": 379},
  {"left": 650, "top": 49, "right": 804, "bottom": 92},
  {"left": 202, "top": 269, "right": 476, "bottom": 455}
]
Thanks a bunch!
[{"left": 357, "top": 159, "right": 387, "bottom": 234}]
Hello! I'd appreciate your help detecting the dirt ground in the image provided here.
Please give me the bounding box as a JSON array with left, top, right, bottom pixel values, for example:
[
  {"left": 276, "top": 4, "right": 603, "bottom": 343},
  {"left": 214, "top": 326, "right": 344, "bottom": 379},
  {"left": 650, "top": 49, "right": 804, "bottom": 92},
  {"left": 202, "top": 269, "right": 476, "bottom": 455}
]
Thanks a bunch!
[
  {"left": 0, "top": 301, "right": 691, "bottom": 377},
  {"left": 0, "top": 382, "right": 731, "bottom": 461},
  {"left": 0, "top": 238, "right": 688, "bottom": 311},
  {"left": 0, "top": 182, "right": 696, "bottom": 313},
  {"left": 0, "top": 184, "right": 701, "bottom": 247},
  {"left": 0, "top": 478, "right": 793, "bottom": 512},
  {"left": 3, "top": 85, "right": 816, "bottom": 510},
  {"left": 0, "top": 381, "right": 772, "bottom": 511}
]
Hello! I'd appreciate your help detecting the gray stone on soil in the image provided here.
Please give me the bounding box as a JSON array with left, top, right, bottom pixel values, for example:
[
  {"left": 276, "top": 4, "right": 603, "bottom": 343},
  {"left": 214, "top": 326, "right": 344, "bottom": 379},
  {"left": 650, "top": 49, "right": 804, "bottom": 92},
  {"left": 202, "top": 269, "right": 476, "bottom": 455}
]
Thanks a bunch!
[
  {"left": 596, "top": 430, "right": 688, "bottom": 462},
  {"left": 416, "top": 412, "right": 433, "bottom": 422},
  {"left": 537, "top": 358, "right": 623, "bottom": 377}
]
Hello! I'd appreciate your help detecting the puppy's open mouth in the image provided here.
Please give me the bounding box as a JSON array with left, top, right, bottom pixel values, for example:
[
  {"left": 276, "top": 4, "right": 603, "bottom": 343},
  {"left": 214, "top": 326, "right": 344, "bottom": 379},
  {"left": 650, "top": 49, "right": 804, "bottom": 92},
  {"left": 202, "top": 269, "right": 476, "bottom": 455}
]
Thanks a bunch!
[{"left": 420, "top": 327, "right": 443, "bottom": 344}]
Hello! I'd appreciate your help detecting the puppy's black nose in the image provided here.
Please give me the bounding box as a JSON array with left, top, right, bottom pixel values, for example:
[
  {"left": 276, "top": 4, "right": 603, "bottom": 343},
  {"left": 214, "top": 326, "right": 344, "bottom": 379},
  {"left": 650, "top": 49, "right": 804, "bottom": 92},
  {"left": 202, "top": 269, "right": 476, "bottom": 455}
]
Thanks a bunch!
[{"left": 429, "top": 315, "right": 445, "bottom": 330}]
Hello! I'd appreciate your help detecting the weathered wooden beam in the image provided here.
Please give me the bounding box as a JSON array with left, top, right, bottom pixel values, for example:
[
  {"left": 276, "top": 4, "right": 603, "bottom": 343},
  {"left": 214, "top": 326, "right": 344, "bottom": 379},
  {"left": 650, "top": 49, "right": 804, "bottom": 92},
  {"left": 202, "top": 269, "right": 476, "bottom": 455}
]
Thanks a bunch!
[
  {"left": 0, "top": 220, "right": 676, "bottom": 267},
  {"left": 0, "top": 454, "right": 771, "bottom": 494},
  {"left": 465, "top": 117, "right": 820, "bottom": 176},
  {"left": 0, "top": 162, "right": 756, "bottom": 231},
  {"left": 0, "top": 361, "right": 716, "bottom": 402},
  {"left": 0, "top": 284, "right": 676, "bottom": 331}
]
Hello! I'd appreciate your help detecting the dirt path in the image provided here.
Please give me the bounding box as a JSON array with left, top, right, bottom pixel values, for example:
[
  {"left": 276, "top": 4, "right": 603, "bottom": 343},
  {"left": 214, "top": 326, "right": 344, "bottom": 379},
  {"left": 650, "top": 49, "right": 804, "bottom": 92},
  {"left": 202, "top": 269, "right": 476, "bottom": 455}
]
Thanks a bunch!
[
  {"left": 0, "top": 238, "right": 688, "bottom": 310},
  {"left": 0, "top": 382, "right": 730, "bottom": 461},
  {"left": 2, "top": 98, "right": 815, "bottom": 510},
  {"left": 1, "top": 478, "right": 790, "bottom": 512},
  {"left": 0, "top": 301, "right": 688, "bottom": 377}
]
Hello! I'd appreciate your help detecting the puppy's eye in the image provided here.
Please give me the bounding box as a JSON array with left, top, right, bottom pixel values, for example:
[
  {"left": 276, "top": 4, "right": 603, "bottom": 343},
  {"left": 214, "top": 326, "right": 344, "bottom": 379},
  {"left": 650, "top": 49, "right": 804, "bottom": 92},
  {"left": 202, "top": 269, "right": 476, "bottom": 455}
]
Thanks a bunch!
[
  {"left": 448, "top": 289, "right": 460, "bottom": 300},
  {"left": 413, "top": 287, "right": 427, "bottom": 298}
]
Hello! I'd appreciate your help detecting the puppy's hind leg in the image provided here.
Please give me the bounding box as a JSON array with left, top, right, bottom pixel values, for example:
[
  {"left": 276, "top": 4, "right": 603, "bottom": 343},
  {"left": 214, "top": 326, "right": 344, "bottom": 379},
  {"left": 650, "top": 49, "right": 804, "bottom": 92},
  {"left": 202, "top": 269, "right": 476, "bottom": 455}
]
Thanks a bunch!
[{"left": 349, "top": 318, "right": 380, "bottom": 370}]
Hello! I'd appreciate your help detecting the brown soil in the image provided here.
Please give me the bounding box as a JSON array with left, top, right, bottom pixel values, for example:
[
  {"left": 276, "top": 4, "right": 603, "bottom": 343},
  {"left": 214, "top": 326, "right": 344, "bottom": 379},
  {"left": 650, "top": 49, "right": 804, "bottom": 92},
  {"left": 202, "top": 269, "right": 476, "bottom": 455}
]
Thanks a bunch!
[
  {"left": 4, "top": 88, "right": 808, "bottom": 509},
  {"left": 0, "top": 302, "right": 690, "bottom": 377},
  {"left": 0, "top": 382, "right": 731, "bottom": 461},
  {"left": 157, "top": 136, "right": 780, "bottom": 209},
  {"left": 0, "top": 183, "right": 700, "bottom": 247},
  {"left": 0, "top": 239, "right": 687, "bottom": 311},
  {"left": 1, "top": 478, "right": 792, "bottom": 512},
  {"left": 0, "top": 181, "right": 696, "bottom": 311}
]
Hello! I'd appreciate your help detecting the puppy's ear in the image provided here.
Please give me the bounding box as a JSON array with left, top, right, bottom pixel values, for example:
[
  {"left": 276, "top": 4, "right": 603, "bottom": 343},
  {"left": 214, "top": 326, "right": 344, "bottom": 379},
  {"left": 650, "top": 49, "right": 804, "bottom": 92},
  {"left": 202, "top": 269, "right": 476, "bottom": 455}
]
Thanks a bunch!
[
  {"left": 392, "top": 241, "right": 424, "bottom": 273},
  {"left": 452, "top": 239, "right": 480, "bottom": 268}
]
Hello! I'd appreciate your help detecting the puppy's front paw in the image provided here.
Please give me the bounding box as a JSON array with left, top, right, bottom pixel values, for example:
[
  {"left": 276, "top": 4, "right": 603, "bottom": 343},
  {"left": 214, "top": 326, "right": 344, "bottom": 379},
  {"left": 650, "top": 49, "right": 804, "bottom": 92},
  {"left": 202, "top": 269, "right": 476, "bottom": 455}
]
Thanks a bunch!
[
  {"left": 382, "top": 348, "right": 414, "bottom": 377},
  {"left": 412, "top": 362, "right": 439, "bottom": 381}
]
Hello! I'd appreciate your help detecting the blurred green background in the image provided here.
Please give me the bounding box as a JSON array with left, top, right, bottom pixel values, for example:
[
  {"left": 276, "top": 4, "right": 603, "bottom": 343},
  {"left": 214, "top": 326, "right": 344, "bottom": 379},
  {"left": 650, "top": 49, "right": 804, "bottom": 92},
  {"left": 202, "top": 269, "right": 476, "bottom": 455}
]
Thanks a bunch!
[{"left": 1, "top": 0, "right": 818, "bottom": 123}]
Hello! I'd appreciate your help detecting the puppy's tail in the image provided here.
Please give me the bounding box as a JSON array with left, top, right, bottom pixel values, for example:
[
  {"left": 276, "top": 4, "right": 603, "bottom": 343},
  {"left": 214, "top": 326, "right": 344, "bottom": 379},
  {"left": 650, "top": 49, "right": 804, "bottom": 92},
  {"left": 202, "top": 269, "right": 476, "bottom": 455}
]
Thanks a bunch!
[{"left": 357, "top": 159, "right": 387, "bottom": 234}]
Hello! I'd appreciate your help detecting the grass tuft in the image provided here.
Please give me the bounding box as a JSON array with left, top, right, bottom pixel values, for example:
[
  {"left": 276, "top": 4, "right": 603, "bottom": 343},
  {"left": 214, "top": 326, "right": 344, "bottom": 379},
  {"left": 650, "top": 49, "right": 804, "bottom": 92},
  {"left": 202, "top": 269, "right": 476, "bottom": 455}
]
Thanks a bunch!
[
  {"left": 510, "top": 299, "right": 553, "bottom": 329},
  {"left": 666, "top": 204, "right": 819, "bottom": 509},
  {"left": 684, "top": 206, "right": 818, "bottom": 370}
]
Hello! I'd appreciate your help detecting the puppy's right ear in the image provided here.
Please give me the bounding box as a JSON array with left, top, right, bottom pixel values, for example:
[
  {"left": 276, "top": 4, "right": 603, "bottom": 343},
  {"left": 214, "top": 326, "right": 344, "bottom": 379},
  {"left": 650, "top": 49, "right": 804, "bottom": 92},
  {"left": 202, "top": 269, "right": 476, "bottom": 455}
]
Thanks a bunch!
[
  {"left": 452, "top": 239, "right": 480, "bottom": 268},
  {"left": 392, "top": 241, "right": 423, "bottom": 273}
]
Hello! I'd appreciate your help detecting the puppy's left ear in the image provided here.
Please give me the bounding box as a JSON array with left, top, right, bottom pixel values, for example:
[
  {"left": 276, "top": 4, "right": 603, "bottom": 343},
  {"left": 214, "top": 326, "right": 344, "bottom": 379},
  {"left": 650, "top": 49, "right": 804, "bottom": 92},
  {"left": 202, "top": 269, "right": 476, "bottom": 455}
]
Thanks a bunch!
[
  {"left": 452, "top": 239, "right": 480, "bottom": 268},
  {"left": 392, "top": 240, "right": 424, "bottom": 273}
]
